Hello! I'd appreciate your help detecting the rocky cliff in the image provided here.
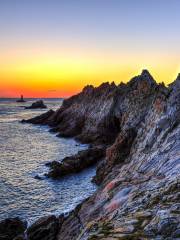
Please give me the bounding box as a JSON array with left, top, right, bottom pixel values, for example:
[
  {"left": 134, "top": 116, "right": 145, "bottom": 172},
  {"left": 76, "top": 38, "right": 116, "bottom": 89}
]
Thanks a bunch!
[
  {"left": 6, "top": 70, "right": 179, "bottom": 240},
  {"left": 23, "top": 81, "right": 119, "bottom": 145}
]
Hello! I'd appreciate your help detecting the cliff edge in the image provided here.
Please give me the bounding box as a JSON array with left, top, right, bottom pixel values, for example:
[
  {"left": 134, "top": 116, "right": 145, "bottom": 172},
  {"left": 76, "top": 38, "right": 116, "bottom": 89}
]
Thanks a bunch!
[{"left": 18, "top": 70, "right": 180, "bottom": 240}]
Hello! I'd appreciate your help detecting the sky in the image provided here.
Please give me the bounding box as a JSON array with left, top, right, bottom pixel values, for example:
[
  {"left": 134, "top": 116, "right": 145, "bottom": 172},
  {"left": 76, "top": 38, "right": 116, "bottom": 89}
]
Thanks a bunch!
[{"left": 0, "top": 0, "right": 180, "bottom": 98}]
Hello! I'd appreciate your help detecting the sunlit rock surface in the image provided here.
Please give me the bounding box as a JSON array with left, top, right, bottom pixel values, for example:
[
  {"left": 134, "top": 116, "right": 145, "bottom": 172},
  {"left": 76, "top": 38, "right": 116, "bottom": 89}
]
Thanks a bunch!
[{"left": 23, "top": 70, "right": 180, "bottom": 239}]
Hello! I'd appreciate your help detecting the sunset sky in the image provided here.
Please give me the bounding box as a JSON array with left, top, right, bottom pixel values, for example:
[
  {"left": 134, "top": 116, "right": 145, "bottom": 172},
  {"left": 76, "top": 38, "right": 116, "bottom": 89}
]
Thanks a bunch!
[{"left": 0, "top": 0, "right": 180, "bottom": 98}]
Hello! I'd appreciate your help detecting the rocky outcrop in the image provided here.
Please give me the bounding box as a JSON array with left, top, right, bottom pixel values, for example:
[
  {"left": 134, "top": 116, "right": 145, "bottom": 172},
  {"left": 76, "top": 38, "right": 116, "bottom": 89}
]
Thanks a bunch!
[
  {"left": 25, "top": 100, "right": 47, "bottom": 109},
  {"left": 22, "top": 110, "right": 55, "bottom": 124},
  {"left": 93, "top": 128, "right": 137, "bottom": 185},
  {"left": 46, "top": 146, "right": 106, "bottom": 179},
  {"left": 54, "top": 71, "right": 180, "bottom": 239},
  {"left": 19, "top": 70, "right": 179, "bottom": 239},
  {"left": 26, "top": 216, "right": 59, "bottom": 240},
  {"left": 23, "top": 70, "right": 163, "bottom": 146},
  {"left": 23, "top": 82, "right": 119, "bottom": 144},
  {"left": 22, "top": 81, "right": 119, "bottom": 178},
  {"left": 23, "top": 70, "right": 164, "bottom": 178},
  {"left": 0, "top": 217, "right": 27, "bottom": 240}
]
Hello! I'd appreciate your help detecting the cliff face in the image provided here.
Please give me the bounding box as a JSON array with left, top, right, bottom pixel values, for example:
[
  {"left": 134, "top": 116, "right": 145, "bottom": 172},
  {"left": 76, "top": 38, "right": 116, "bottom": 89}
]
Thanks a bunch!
[
  {"left": 94, "top": 70, "right": 168, "bottom": 184},
  {"left": 25, "top": 82, "right": 118, "bottom": 145},
  {"left": 21, "top": 70, "right": 179, "bottom": 240}
]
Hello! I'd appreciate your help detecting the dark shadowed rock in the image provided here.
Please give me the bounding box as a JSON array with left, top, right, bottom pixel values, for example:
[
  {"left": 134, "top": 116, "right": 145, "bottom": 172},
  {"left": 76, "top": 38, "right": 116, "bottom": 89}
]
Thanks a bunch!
[
  {"left": 46, "top": 146, "right": 106, "bottom": 179},
  {"left": 23, "top": 82, "right": 119, "bottom": 144},
  {"left": 0, "top": 218, "right": 27, "bottom": 240},
  {"left": 22, "top": 110, "right": 55, "bottom": 124},
  {"left": 27, "top": 215, "right": 59, "bottom": 240},
  {"left": 93, "top": 128, "right": 137, "bottom": 184},
  {"left": 25, "top": 100, "right": 47, "bottom": 109}
]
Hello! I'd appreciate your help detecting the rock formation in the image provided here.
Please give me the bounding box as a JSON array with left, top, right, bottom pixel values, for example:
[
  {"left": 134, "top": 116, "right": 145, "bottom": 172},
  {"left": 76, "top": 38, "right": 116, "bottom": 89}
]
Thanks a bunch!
[
  {"left": 25, "top": 100, "right": 47, "bottom": 109},
  {"left": 26, "top": 216, "right": 59, "bottom": 240},
  {"left": 51, "top": 70, "right": 179, "bottom": 239},
  {"left": 23, "top": 82, "right": 119, "bottom": 144},
  {"left": 22, "top": 110, "right": 55, "bottom": 124},
  {"left": 10, "top": 70, "right": 180, "bottom": 239},
  {"left": 0, "top": 217, "right": 27, "bottom": 240},
  {"left": 46, "top": 146, "right": 106, "bottom": 179}
]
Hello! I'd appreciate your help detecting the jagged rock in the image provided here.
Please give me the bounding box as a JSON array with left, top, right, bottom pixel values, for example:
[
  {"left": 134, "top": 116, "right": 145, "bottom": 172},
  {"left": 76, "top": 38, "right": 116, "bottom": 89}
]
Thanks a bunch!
[
  {"left": 26, "top": 215, "right": 59, "bottom": 240},
  {"left": 22, "top": 110, "right": 55, "bottom": 124},
  {"left": 0, "top": 218, "right": 27, "bottom": 240},
  {"left": 93, "top": 128, "right": 137, "bottom": 184},
  {"left": 55, "top": 71, "right": 179, "bottom": 239},
  {"left": 46, "top": 147, "right": 106, "bottom": 179},
  {"left": 56, "top": 212, "right": 81, "bottom": 240},
  {"left": 25, "top": 100, "right": 47, "bottom": 109},
  {"left": 22, "top": 70, "right": 180, "bottom": 239},
  {"left": 144, "top": 209, "right": 180, "bottom": 238},
  {"left": 23, "top": 81, "right": 119, "bottom": 144}
]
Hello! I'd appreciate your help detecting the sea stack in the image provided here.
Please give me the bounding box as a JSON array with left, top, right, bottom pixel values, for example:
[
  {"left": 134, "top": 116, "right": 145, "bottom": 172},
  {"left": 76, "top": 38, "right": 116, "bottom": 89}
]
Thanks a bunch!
[
  {"left": 16, "top": 95, "right": 26, "bottom": 103},
  {"left": 25, "top": 100, "right": 47, "bottom": 109}
]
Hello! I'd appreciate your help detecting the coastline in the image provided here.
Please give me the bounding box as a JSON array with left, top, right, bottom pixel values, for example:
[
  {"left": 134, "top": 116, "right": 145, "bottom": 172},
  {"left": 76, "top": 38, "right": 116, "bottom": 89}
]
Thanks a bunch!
[{"left": 1, "top": 70, "right": 180, "bottom": 240}]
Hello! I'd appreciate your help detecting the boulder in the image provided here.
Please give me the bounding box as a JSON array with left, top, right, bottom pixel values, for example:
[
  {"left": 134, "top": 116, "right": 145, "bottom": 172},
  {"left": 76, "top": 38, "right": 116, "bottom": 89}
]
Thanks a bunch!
[
  {"left": 27, "top": 215, "right": 59, "bottom": 240},
  {"left": 0, "top": 217, "right": 27, "bottom": 240},
  {"left": 25, "top": 100, "right": 47, "bottom": 109}
]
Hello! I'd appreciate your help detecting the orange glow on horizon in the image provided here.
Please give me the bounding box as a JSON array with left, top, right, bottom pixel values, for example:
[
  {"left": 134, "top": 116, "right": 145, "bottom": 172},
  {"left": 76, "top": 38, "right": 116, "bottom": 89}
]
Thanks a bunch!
[
  {"left": 0, "top": 46, "right": 179, "bottom": 98},
  {"left": 0, "top": 0, "right": 180, "bottom": 99}
]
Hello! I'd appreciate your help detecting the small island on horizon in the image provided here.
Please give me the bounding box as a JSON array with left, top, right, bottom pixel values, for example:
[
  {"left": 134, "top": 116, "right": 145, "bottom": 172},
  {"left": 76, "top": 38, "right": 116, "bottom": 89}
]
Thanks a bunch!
[{"left": 16, "top": 95, "right": 26, "bottom": 103}]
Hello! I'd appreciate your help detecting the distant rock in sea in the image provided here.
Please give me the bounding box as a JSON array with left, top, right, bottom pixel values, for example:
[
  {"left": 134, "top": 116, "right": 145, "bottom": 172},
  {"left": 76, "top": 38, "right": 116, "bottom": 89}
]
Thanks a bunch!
[
  {"left": 16, "top": 95, "right": 26, "bottom": 103},
  {"left": 25, "top": 100, "right": 47, "bottom": 109}
]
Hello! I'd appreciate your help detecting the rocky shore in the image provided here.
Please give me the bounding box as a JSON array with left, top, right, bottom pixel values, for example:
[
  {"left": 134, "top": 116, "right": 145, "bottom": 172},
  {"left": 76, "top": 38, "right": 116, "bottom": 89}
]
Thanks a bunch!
[
  {"left": 46, "top": 146, "right": 106, "bottom": 179},
  {"left": 1, "top": 70, "right": 179, "bottom": 240}
]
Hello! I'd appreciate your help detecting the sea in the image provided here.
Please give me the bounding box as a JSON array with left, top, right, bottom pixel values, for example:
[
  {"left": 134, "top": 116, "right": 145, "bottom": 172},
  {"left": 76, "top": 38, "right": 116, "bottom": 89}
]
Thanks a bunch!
[{"left": 0, "top": 98, "right": 97, "bottom": 225}]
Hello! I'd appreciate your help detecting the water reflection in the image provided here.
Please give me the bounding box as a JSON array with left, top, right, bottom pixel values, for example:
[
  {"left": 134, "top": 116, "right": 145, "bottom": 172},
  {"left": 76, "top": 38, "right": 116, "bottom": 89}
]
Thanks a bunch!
[{"left": 0, "top": 99, "right": 97, "bottom": 224}]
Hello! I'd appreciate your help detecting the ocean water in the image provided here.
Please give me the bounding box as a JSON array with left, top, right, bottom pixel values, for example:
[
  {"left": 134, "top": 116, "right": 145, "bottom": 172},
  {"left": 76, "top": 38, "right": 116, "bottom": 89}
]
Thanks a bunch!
[{"left": 0, "top": 99, "right": 96, "bottom": 224}]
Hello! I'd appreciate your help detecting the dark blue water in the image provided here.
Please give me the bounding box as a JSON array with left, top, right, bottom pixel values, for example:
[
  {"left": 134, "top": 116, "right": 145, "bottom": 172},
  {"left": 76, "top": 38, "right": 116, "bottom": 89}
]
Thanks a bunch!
[{"left": 0, "top": 99, "right": 96, "bottom": 224}]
